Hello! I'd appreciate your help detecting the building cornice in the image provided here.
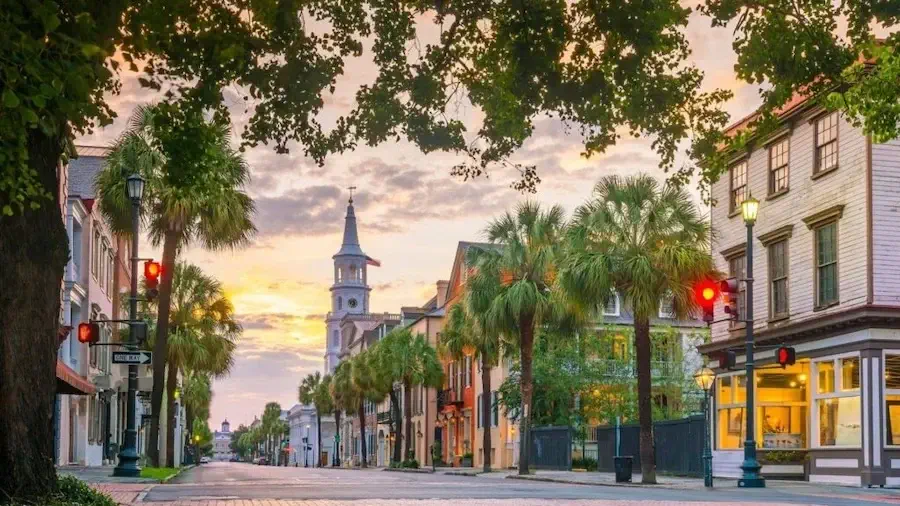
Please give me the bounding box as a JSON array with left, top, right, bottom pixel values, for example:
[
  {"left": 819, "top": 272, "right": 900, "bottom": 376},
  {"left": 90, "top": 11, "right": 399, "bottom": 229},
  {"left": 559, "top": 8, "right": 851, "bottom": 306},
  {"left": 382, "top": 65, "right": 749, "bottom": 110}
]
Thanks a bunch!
[
  {"left": 802, "top": 204, "right": 845, "bottom": 230},
  {"left": 757, "top": 224, "right": 794, "bottom": 246}
]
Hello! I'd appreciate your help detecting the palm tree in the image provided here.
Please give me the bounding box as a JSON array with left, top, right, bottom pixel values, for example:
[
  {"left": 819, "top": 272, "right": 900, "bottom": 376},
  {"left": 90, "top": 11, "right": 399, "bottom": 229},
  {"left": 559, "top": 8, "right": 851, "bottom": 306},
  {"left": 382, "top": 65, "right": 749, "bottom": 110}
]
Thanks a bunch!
[
  {"left": 560, "top": 174, "right": 715, "bottom": 484},
  {"left": 466, "top": 201, "right": 568, "bottom": 475},
  {"left": 262, "top": 402, "right": 283, "bottom": 464},
  {"left": 299, "top": 372, "right": 335, "bottom": 467},
  {"left": 96, "top": 104, "right": 255, "bottom": 465},
  {"left": 330, "top": 360, "right": 362, "bottom": 467},
  {"left": 181, "top": 371, "right": 212, "bottom": 456},
  {"left": 367, "top": 342, "right": 403, "bottom": 464},
  {"left": 379, "top": 328, "right": 443, "bottom": 463},
  {"left": 153, "top": 262, "right": 239, "bottom": 467},
  {"left": 441, "top": 302, "right": 500, "bottom": 473}
]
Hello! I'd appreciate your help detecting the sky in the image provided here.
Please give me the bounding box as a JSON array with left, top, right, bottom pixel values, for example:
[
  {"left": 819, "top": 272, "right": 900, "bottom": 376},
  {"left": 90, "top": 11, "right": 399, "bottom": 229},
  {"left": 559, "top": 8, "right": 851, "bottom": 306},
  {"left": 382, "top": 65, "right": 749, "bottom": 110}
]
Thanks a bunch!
[{"left": 75, "top": 7, "right": 773, "bottom": 429}]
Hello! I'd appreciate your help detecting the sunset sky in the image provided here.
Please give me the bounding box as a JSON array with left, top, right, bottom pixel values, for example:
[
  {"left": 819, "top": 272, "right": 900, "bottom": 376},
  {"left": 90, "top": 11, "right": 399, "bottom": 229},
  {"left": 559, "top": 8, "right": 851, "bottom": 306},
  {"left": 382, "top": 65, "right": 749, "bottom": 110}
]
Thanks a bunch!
[{"left": 75, "top": 8, "right": 772, "bottom": 429}]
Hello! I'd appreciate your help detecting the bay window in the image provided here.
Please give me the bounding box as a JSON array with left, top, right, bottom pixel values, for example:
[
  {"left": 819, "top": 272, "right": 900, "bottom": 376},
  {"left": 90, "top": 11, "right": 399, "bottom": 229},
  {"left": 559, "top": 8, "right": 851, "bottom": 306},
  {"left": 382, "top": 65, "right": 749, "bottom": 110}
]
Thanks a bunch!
[{"left": 813, "top": 355, "right": 861, "bottom": 447}]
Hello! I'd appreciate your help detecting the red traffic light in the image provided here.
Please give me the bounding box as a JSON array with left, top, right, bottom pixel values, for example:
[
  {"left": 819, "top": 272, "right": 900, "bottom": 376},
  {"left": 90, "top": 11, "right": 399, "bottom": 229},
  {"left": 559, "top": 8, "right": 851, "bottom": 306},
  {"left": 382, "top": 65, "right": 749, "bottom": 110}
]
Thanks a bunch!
[
  {"left": 695, "top": 280, "right": 719, "bottom": 323},
  {"left": 77, "top": 322, "right": 100, "bottom": 345},
  {"left": 776, "top": 346, "right": 796, "bottom": 368},
  {"left": 144, "top": 260, "right": 161, "bottom": 281}
]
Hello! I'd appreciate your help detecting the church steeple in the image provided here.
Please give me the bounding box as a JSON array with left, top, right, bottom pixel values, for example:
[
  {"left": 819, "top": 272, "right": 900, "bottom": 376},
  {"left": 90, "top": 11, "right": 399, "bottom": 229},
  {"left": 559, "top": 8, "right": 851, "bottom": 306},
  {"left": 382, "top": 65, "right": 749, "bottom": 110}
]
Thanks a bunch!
[{"left": 335, "top": 187, "right": 365, "bottom": 258}]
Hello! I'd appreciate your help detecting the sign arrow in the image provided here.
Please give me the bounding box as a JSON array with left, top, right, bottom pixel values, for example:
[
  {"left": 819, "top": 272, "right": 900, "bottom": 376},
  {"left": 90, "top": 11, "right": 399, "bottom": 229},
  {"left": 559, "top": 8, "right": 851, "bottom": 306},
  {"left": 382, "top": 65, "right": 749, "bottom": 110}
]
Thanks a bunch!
[{"left": 112, "top": 351, "right": 152, "bottom": 365}]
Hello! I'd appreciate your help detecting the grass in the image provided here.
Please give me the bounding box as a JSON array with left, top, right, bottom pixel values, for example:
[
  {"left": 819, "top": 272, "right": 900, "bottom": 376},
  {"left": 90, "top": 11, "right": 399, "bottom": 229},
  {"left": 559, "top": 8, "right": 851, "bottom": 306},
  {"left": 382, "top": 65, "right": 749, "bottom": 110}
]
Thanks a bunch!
[{"left": 140, "top": 467, "right": 180, "bottom": 481}]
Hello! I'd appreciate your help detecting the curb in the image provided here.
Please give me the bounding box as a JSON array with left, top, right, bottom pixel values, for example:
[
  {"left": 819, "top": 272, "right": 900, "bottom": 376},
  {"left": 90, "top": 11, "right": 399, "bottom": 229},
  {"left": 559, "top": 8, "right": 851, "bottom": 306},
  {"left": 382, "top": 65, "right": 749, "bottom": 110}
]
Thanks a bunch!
[
  {"left": 505, "top": 474, "right": 690, "bottom": 490},
  {"left": 441, "top": 471, "right": 481, "bottom": 477},
  {"left": 159, "top": 465, "right": 195, "bottom": 484},
  {"left": 382, "top": 467, "right": 434, "bottom": 474}
]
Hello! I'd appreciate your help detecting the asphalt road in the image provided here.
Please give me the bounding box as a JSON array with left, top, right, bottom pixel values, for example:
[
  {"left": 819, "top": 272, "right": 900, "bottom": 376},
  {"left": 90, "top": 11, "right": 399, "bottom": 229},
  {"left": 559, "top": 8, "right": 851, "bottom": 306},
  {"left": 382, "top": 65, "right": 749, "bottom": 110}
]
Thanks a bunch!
[{"left": 146, "top": 462, "right": 898, "bottom": 505}]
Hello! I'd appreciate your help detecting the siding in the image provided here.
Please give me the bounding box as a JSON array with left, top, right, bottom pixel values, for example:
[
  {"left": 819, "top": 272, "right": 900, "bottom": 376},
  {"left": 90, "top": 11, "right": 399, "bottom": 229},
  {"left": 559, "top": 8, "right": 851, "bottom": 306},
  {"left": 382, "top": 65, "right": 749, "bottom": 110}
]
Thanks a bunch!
[
  {"left": 710, "top": 112, "right": 869, "bottom": 342},
  {"left": 872, "top": 138, "right": 900, "bottom": 305}
]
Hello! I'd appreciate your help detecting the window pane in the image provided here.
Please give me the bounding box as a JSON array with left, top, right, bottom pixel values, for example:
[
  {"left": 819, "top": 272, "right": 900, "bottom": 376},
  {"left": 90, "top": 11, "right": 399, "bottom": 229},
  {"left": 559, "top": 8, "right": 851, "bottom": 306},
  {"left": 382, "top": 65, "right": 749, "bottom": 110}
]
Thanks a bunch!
[
  {"left": 735, "top": 375, "right": 747, "bottom": 404},
  {"left": 817, "top": 361, "right": 835, "bottom": 394},
  {"left": 887, "top": 355, "right": 900, "bottom": 390},
  {"left": 841, "top": 357, "right": 860, "bottom": 391},
  {"left": 817, "top": 396, "right": 861, "bottom": 446},
  {"left": 887, "top": 395, "right": 900, "bottom": 446},
  {"left": 761, "top": 406, "right": 806, "bottom": 449},
  {"left": 718, "top": 376, "right": 733, "bottom": 404},
  {"left": 769, "top": 138, "right": 790, "bottom": 193},
  {"left": 758, "top": 364, "right": 809, "bottom": 449},
  {"left": 717, "top": 407, "right": 745, "bottom": 449}
]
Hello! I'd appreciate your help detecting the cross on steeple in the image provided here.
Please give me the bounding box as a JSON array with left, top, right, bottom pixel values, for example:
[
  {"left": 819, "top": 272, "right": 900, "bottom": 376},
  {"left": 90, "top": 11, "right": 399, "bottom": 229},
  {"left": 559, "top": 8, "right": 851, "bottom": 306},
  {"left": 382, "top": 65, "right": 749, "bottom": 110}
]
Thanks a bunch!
[{"left": 348, "top": 186, "right": 357, "bottom": 204}]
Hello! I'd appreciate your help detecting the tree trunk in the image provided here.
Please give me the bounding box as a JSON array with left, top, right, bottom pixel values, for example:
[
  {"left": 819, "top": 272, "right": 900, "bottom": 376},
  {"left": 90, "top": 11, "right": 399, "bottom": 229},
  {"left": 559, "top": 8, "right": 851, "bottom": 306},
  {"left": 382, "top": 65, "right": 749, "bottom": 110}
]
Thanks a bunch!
[
  {"left": 389, "top": 389, "right": 402, "bottom": 464},
  {"left": 148, "top": 229, "right": 179, "bottom": 466},
  {"left": 517, "top": 313, "right": 535, "bottom": 475},
  {"left": 0, "top": 130, "right": 68, "bottom": 500},
  {"left": 334, "top": 410, "right": 342, "bottom": 466},
  {"left": 357, "top": 401, "right": 367, "bottom": 468},
  {"left": 315, "top": 408, "right": 322, "bottom": 467},
  {"left": 634, "top": 316, "right": 657, "bottom": 484},
  {"left": 403, "top": 380, "right": 413, "bottom": 461},
  {"left": 482, "top": 364, "right": 492, "bottom": 473},
  {"left": 165, "top": 362, "right": 178, "bottom": 468}
]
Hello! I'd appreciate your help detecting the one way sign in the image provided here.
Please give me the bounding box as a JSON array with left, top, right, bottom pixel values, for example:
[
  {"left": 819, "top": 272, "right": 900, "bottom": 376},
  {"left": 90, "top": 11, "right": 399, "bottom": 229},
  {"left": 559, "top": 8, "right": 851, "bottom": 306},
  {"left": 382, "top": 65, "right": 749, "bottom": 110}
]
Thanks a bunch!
[{"left": 112, "top": 351, "right": 152, "bottom": 365}]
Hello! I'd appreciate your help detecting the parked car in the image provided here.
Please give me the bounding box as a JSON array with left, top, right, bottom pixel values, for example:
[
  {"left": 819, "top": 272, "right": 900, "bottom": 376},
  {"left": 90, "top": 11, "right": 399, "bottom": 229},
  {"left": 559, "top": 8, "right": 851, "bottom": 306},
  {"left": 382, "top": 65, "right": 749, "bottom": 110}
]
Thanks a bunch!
[{"left": 200, "top": 456, "right": 210, "bottom": 464}]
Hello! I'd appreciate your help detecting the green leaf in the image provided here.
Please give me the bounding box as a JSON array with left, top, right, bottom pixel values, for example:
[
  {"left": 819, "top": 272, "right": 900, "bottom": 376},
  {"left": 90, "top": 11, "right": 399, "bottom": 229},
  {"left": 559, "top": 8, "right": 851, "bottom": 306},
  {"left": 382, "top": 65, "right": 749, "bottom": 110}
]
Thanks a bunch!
[
  {"left": 81, "top": 44, "right": 105, "bottom": 58},
  {"left": 2, "top": 89, "right": 20, "bottom": 108}
]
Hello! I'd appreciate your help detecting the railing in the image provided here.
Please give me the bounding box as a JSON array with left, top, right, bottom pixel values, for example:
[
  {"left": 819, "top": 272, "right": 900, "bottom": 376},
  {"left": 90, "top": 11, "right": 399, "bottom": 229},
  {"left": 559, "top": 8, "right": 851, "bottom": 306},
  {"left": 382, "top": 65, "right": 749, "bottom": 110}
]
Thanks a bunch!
[
  {"left": 437, "top": 389, "right": 463, "bottom": 412},
  {"left": 325, "top": 312, "right": 403, "bottom": 321},
  {"left": 595, "top": 359, "right": 681, "bottom": 379},
  {"left": 376, "top": 411, "right": 393, "bottom": 425}
]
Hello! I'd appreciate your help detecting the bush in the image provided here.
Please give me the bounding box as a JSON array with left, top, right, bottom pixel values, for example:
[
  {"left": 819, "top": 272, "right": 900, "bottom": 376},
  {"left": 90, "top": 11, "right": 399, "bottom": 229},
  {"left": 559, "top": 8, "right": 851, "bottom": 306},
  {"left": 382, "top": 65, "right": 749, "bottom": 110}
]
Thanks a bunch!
[
  {"left": 401, "top": 459, "right": 419, "bottom": 469},
  {"left": 50, "top": 476, "right": 117, "bottom": 506},
  {"left": 462, "top": 452, "right": 473, "bottom": 460},
  {"left": 572, "top": 457, "right": 598, "bottom": 471}
]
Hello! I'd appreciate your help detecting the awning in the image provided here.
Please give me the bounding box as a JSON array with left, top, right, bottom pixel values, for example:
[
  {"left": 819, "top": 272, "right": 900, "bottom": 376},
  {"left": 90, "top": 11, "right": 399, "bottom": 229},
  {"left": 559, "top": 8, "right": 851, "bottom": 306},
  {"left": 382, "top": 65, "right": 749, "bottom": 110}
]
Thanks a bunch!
[{"left": 56, "top": 360, "right": 96, "bottom": 395}]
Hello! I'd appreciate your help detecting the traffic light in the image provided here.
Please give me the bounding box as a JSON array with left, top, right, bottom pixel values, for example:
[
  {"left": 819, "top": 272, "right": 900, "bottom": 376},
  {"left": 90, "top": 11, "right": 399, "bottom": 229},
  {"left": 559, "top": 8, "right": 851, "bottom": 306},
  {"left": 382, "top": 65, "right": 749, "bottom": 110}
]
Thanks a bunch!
[
  {"left": 718, "top": 350, "right": 736, "bottom": 369},
  {"left": 720, "top": 278, "right": 740, "bottom": 321},
  {"left": 144, "top": 260, "right": 161, "bottom": 300},
  {"left": 695, "top": 280, "right": 719, "bottom": 323},
  {"left": 77, "top": 322, "right": 100, "bottom": 345},
  {"left": 776, "top": 346, "right": 796, "bottom": 368}
]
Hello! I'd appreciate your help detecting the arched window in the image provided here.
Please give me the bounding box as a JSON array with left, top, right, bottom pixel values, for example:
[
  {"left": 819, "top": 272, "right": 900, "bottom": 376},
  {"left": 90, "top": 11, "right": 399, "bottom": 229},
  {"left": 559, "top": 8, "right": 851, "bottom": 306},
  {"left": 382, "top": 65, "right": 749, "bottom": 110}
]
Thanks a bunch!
[
  {"left": 337, "top": 296, "right": 343, "bottom": 310},
  {"left": 337, "top": 268, "right": 343, "bottom": 283},
  {"left": 332, "top": 330, "right": 339, "bottom": 348}
]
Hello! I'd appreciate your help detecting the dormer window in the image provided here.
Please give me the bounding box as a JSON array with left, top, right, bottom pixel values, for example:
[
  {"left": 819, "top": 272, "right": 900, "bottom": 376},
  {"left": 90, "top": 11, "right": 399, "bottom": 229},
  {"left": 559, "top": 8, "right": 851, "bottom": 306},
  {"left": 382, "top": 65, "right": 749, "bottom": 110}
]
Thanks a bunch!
[{"left": 602, "top": 292, "right": 620, "bottom": 317}]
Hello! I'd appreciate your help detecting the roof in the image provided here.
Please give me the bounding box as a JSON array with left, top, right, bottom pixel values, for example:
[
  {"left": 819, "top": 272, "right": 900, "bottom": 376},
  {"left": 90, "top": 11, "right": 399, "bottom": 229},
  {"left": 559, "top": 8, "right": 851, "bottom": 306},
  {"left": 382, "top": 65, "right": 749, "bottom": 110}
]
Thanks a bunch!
[{"left": 334, "top": 200, "right": 366, "bottom": 257}]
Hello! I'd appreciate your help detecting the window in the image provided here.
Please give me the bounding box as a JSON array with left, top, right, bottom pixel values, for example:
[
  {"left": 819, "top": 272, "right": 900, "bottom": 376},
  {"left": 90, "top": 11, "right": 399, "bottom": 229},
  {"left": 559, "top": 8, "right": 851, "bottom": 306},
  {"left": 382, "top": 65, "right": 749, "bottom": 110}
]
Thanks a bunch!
[
  {"left": 885, "top": 354, "right": 900, "bottom": 446},
  {"left": 658, "top": 294, "right": 675, "bottom": 319},
  {"left": 729, "top": 254, "right": 747, "bottom": 326},
  {"left": 815, "top": 222, "right": 838, "bottom": 307},
  {"left": 107, "top": 250, "right": 114, "bottom": 295},
  {"left": 815, "top": 113, "right": 838, "bottom": 174},
  {"left": 476, "top": 394, "right": 482, "bottom": 429},
  {"left": 813, "top": 355, "right": 861, "bottom": 447},
  {"left": 611, "top": 334, "right": 627, "bottom": 361},
  {"left": 337, "top": 296, "right": 342, "bottom": 310},
  {"left": 92, "top": 230, "right": 100, "bottom": 277},
  {"left": 332, "top": 330, "right": 339, "bottom": 348},
  {"left": 769, "top": 240, "right": 789, "bottom": 319},
  {"left": 717, "top": 374, "right": 746, "bottom": 450},
  {"left": 491, "top": 391, "right": 499, "bottom": 427},
  {"left": 465, "top": 356, "right": 472, "bottom": 388},
  {"left": 729, "top": 159, "right": 748, "bottom": 214},
  {"left": 769, "top": 137, "right": 789, "bottom": 194},
  {"left": 602, "top": 292, "right": 619, "bottom": 316},
  {"left": 757, "top": 364, "right": 808, "bottom": 449}
]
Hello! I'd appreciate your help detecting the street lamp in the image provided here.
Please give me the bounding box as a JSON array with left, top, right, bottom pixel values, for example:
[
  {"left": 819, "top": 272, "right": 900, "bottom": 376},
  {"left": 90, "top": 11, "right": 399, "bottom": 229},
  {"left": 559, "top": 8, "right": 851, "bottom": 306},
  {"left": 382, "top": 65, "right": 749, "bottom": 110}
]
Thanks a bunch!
[
  {"left": 694, "top": 367, "right": 716, "bottom": 488},
  {"left": 114, "top": 174, "right": 145, "bottom": 477},
  {"left": 738, "top": 195, "right": 764, "bottom": 488}
]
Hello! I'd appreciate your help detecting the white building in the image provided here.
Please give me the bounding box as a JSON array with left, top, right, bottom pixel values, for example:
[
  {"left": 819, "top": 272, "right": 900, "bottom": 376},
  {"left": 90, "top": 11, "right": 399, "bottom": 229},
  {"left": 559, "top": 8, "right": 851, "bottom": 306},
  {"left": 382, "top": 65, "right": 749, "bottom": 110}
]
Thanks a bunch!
[{"left": 213, "top": 419, "right": 234, "bottom": 461}]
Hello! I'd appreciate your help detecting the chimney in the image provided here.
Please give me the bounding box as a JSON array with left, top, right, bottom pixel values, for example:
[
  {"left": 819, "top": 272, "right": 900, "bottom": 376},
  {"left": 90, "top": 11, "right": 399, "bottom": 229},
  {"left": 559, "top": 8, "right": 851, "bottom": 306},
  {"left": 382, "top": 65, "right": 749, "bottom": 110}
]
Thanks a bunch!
[{"left": 436, "top": 280, "right": 450, "bottom": 308}]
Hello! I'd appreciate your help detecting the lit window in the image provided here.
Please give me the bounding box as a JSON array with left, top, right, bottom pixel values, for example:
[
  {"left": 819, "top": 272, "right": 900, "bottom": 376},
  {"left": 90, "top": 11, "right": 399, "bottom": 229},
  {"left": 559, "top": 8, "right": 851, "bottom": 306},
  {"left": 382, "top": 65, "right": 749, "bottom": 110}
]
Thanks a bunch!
[
  {"left": 757, "top": 364, "right": 808, "bottom": 449},
  {"left": 716, "top": 374, "right": 746, "bottom": 450},
  {"left": 729, "top": 160, "right": 748, "bottom": 214},
  {"left": 769, "top": 137, "right": 789, "bottom": 194},
  {"left": 813, "top": 356, "right": 861, "bottom": 447},
  {"left": 815, "top": 113, "right": 838, "bottom": 174},
  {"left": 886, "top": 354, "right": 900, "bottom": 446}
]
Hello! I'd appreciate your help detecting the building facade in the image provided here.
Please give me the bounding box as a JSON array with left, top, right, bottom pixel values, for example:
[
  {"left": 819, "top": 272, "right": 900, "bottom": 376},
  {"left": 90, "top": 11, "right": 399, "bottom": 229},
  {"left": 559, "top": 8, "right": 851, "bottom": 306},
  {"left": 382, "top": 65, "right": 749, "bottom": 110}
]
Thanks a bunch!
[
  {"left": 213, "top": 419, "right": 234, "bottom": 461},
  {"left": 701, "top": 98, "right": 900, "bottom": 486}
]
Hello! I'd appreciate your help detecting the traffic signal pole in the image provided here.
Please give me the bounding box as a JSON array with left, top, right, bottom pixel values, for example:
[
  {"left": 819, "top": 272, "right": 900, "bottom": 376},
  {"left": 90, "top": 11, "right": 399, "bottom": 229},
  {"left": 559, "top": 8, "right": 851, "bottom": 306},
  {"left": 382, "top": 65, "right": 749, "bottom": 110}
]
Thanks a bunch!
[{"left": 114, "top": 195, "right": 142, "bottom": 477}]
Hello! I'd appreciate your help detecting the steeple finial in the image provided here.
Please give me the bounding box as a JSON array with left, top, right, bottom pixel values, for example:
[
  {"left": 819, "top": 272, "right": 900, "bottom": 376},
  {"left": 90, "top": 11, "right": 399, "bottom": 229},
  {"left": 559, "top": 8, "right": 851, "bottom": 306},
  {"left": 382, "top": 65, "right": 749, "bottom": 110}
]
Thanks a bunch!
[{"left": 348, "top": 185, "right": 357, "bottom": 204}]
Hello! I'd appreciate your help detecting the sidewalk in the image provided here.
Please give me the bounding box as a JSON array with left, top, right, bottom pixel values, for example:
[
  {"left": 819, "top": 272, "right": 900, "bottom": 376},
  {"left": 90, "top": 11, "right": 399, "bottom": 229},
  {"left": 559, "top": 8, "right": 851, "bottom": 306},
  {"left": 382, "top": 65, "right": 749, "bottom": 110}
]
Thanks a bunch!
[{"left": 57, "top": 465, "right": 158, "bottom": 484}]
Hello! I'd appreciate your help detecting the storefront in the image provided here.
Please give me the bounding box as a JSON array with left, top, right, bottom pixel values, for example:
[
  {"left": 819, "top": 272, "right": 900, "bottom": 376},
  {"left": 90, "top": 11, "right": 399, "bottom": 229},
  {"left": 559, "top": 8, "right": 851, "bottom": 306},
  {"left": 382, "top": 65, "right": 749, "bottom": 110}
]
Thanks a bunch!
[{"left": 708, "top": 328, "right": 900, "bottom": 486}]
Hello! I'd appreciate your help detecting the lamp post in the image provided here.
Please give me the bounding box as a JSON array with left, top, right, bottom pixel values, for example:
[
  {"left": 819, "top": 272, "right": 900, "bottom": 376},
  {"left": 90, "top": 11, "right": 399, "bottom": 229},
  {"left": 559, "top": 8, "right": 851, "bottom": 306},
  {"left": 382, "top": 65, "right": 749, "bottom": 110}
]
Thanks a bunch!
[
  {"left": 694, "top": 367, "right": 716, "bottom": 488},
  {"left": 194, "top": 434, "right": 201, "bottom": 463},
  {"left": 305, "top": 424, "right": 310, "bottom": 468},
  {"left": 114, "top": 174, "right": 144, "bottom": 477},
  {"left": 738, "top": 195, "right": 765, "bottom": 488}
]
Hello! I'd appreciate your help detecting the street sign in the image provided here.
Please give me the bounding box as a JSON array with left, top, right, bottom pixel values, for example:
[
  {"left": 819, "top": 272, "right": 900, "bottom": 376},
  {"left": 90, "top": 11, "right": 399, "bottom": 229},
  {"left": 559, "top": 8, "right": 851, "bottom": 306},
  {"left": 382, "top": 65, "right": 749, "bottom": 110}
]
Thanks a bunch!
[{"left": 112, "top": 351, "right": 152, "bottom": 365}]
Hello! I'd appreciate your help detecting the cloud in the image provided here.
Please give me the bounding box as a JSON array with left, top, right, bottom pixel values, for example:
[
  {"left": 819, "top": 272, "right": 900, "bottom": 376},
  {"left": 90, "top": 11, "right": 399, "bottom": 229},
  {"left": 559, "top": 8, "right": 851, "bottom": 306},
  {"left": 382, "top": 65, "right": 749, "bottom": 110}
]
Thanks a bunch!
[{"left": 254, "top": 185, "right": 345, "bottom": 236}]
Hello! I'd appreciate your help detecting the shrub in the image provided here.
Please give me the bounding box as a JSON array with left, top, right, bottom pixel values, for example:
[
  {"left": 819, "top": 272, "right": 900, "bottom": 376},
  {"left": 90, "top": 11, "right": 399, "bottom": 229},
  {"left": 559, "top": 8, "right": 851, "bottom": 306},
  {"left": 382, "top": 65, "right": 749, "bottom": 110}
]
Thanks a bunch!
[
  {"left": 51, "top": 476, "right": 117, "bottom": 506},
  {"left": 462, "top": 452, "right": 473, "bottom": 460},
  {"left": 401, "top": 459, "right": 420, "bottom": 469},
  {"left": 572, "top": 457, "right": 598, "bottom": 471}
]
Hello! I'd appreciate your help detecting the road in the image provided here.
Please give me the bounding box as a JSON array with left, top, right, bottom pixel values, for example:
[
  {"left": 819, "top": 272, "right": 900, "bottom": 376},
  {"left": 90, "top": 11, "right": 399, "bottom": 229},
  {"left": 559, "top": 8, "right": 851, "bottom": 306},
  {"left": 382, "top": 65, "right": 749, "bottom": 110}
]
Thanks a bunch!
[{"left": 136, "top": 462, "right": 900, "bottom": 505}]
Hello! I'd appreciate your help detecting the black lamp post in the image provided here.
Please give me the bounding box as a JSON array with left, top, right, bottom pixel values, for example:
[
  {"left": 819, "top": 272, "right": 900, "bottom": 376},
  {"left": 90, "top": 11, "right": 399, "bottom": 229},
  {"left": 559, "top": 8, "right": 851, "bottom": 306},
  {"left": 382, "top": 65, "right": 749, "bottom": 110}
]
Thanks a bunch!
[
  {"left": 694, "top": 367, "right": 716, "bottom": 488},
  {"left": 113, "top": 174, "right": 144, "bottom": 477},
  {"left": 738, "top": 195, "right": 765, "bottom": 488}
]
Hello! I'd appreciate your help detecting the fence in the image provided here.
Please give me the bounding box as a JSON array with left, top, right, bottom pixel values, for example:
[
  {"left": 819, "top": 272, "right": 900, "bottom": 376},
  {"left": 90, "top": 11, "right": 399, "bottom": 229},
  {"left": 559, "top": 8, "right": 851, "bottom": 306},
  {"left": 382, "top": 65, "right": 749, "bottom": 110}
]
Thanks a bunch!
[
  {"left": 530, "top": 426, "right": 572, "bottom": 471},
  {"left": 576, "top": 415, "right": 704, "bottom": 476}
]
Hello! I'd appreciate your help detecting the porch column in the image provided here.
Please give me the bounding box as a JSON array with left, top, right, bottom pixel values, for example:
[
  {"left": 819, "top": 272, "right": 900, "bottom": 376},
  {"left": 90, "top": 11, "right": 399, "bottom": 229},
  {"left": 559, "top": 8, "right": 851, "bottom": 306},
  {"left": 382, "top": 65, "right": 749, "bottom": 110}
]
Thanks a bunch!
[{"left": 862, "top": 348, "right": 886, "bottom": 487}]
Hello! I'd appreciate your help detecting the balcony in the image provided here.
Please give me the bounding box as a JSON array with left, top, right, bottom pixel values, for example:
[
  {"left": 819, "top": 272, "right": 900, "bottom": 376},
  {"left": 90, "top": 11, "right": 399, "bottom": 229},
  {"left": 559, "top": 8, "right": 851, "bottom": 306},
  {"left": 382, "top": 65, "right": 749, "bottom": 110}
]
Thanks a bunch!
[
  {"left": 595, "top": 359, "right": 681, "bottom": 379},
  {"left": 437, "top": 389, "right": 463, "bottom": 412},
  {"left": 376, "top": 411, "right": 393, "bottom": 425}
]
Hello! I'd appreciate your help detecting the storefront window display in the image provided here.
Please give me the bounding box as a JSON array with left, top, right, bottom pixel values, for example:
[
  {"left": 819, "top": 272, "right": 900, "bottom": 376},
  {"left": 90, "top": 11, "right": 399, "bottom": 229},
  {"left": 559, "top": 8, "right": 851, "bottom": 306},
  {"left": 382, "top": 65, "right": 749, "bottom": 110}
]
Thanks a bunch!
[
  {"left": 813, "top": 354, "right": 861, "bottom": 447},
  {"left": 884, "top": 353, "right": 900, "bottom": 446}
]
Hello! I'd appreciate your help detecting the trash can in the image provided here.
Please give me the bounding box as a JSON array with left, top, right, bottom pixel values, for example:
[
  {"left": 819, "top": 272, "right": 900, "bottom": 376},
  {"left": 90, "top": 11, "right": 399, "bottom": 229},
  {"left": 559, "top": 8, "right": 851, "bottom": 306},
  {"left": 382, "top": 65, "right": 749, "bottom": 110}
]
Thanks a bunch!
[{"left": 614, "top": 456, "right": 633, "bottom": 483}]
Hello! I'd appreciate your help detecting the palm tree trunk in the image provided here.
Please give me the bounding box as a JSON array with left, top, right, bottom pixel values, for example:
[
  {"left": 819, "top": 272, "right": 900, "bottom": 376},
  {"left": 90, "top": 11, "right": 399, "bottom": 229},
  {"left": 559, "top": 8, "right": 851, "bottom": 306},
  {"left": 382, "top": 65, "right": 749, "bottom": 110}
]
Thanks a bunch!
[
  {"left": 165, "top": 362, "right": 178, "bottom": 467},
  {"left": 634, "top": 316, "right": 657, "bottom": 484},
  {"left": 518, "top": 313, "right": 535, "bottom": 475},
  {"left": 148, "top": 229, "right": 179, "bottom": 466},
  {"left": 0, "top": 129, "right": 68, "bottom": 500},
  {"left": 403, "top": 380, "right": 413, "bottom": 461},
  {"left": 389, "top": 389, "right": 402, "bottom": 464},
  {"left": 357, "top": 402, "right": 367, "bottom": 468},
  {"left": 482, "top": 364, "right": 492, "bottom": 473}
]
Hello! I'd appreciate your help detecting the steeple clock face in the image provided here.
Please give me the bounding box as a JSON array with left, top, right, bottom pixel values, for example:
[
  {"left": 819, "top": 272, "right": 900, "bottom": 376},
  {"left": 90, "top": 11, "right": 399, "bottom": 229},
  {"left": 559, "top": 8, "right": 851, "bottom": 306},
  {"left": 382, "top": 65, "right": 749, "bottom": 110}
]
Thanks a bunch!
[{"left": 348, "top": 298, "right": 358, "bottom": 309}]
